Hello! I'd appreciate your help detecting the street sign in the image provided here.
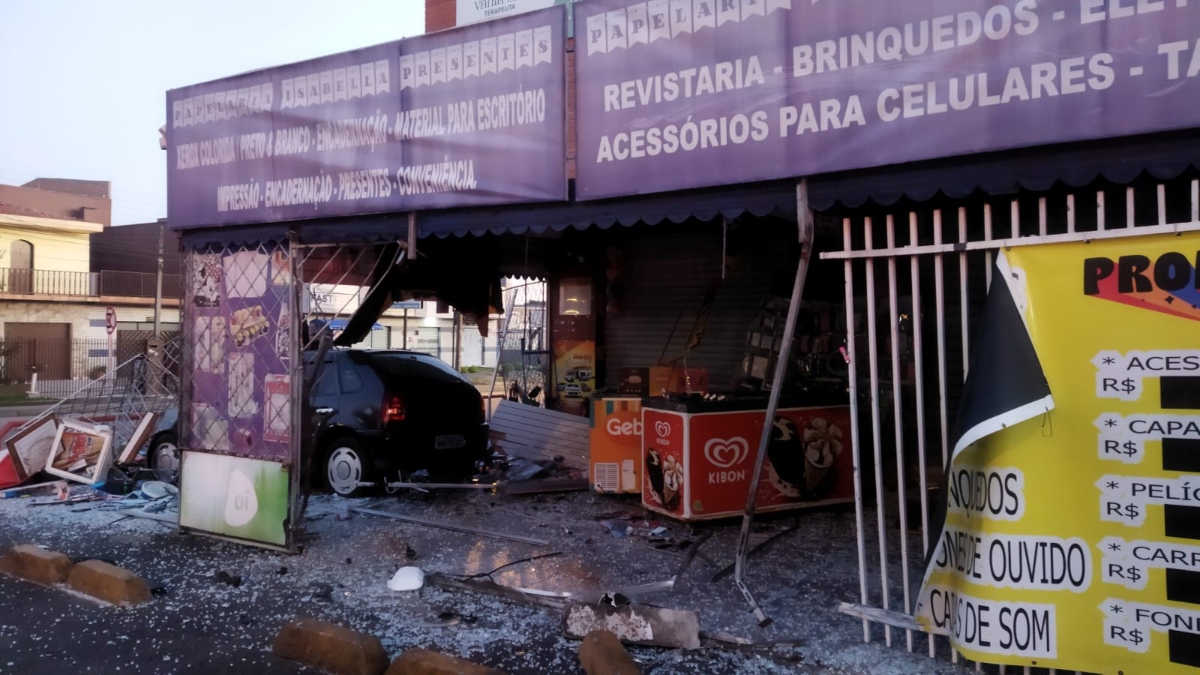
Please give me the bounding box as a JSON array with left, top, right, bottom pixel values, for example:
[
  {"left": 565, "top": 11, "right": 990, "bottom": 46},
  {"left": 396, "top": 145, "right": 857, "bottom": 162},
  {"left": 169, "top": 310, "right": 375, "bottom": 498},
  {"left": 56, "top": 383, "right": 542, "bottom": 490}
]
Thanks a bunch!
[
  {"left": 105, "top": 307, "right": 116, "bottom": 335},
  {"left": 392, "top": 300, "right": 422, "bottom": 310}
]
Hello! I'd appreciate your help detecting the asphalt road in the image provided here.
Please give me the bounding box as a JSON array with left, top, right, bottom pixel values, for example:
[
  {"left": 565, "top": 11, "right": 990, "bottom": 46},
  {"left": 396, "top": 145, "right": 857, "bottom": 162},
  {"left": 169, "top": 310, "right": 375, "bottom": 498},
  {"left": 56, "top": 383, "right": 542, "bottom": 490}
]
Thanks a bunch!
[{"left": 0, "top": 572, "right": 305, "bottom": 675}]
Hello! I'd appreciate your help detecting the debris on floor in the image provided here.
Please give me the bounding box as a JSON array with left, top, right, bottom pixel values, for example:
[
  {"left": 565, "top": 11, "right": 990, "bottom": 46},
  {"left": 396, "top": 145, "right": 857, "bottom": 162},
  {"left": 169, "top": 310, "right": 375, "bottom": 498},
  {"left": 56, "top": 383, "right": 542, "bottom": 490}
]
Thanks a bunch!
[
  {"left": 387, "top": 566, "right": 425, "bottom": 592},
  {"left": 352, "top": 504, "right": 550, "bottom": 546},
  {"left": 563, "top": 602, "right": 701, "bottom": 649}
]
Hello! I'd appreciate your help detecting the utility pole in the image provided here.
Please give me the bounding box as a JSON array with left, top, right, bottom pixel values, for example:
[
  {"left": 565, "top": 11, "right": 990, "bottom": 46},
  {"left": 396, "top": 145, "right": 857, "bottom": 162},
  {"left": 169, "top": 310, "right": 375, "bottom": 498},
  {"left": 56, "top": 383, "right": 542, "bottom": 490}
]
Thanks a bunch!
[
  {"left": 145, "top": 221, "right": 166, "bottom": 393},
  {"left": 452, "top": 310, "right": 462, "bottom": 370},
  {"left": 153, "top": 222, "right": 164, "bottom": 337}
]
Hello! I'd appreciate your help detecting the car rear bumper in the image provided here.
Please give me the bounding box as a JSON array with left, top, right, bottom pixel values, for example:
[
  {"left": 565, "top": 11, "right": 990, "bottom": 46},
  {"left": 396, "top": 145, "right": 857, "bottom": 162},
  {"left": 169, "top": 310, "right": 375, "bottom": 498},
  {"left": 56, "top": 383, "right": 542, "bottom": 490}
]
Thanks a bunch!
[{"left": 363, "top": 423, "right": 489, "bottom": 478}]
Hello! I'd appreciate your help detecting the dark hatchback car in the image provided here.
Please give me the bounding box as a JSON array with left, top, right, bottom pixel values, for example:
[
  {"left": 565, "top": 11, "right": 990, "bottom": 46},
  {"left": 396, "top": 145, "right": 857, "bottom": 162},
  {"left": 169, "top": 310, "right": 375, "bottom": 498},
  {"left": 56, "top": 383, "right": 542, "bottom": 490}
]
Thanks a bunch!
[{"left": 147, "top": 350, "right": 488, "bottom": 497}]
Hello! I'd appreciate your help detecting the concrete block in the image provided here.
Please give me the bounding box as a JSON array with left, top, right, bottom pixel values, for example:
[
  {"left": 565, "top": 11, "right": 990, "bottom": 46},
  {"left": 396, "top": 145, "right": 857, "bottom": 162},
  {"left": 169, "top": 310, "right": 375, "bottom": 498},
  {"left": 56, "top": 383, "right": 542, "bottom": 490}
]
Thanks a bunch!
[
  {"left": 385, "top": 648, "right": 505, "bottom": 675},
  {"left": 578, "top": 631, "right": 642, "bottom": 675},
  {"left": 66, "top": 559, "right": 152, "bottom": 606},
  {"left": 0, "top": 545, "right": 72, "bottom": 585},
  {"left": 273, "top": 617, "right": 389, "bottom": 675}
]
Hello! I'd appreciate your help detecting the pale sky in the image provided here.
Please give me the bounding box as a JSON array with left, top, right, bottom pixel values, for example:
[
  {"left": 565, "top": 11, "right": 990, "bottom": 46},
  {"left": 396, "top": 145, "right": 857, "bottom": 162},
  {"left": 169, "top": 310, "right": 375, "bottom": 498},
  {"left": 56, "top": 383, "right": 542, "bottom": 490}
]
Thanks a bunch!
[{"left": 0, "top": 0, "right": 425, "bottom": 225}]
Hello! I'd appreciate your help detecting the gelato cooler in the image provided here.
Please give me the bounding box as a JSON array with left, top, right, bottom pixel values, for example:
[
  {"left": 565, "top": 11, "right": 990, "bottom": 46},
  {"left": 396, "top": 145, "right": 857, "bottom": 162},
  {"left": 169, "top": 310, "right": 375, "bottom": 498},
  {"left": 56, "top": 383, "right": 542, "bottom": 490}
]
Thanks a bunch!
[
  {"left": 590, "top": 397, "right": 644, "bottom": 493},
  {"left": 640, "top": 396, "right": 854, "bottom": 521}
]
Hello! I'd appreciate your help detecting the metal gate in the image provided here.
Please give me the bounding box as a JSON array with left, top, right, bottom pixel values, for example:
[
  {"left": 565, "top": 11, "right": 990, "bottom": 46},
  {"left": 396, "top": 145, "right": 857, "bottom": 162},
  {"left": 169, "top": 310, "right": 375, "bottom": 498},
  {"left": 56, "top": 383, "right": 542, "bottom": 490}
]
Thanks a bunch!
[
  {"left": 487, "top": 278, "right": 550, "bottom": 410},
  {"left": 820, "top": 176, "right": 1200, "bottom": 673}
]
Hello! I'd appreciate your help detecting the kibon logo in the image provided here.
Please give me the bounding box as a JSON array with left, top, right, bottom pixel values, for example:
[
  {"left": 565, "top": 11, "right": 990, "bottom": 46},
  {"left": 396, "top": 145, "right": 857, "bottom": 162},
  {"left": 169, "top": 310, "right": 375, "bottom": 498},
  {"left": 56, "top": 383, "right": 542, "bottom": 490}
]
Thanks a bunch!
[
  {"left": 1084, "top": 249, "right": 1200, "bottom": 323},
  {"left": 704, "top": 437, "right": 749, "bottom": 469},
  {"left": 654, "top": 420, "right": 672, "bottom": 438}
]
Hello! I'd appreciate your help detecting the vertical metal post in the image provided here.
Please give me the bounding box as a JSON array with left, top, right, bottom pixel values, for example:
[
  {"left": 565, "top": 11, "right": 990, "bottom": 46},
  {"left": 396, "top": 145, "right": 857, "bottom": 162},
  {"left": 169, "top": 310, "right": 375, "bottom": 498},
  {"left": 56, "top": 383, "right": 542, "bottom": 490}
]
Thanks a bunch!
[
  {"left": 983, "top": 204, "right": 993, "bottom": 290},
  {"left": 733, "top": 179, "right": 814, "bottom": 627},
  {"left": 1098, "top": 190, "right": 1107, "bottom": 231},
  {"left": 885, "top": 215, "right": 913, "bottom": 652},
  {"left": 1158, "top": 184, "right": 1167, "bottom": 226},
  {"left": 287, "top": 233, "right": 304, "bottom": 552},
  {"left": 408, "top": 211, "right": 418, "bottom": 258},
  {"left": 958, "top": 208, "right": 969, "bottom": 378},
  {"left": 1066, "top": 194, "right": 1076, "bottom": 234},
  {"left": 932, "top": 209, "right": 952, "bottom": 663},
  {"left": 844, "top": 217, "right": 871, "bottom": 643},
  {"left": 864, "top": 215, "right": 892, "bottom": 647},
  {"left": 1126, "top": 186, "right": 1136, "bottom": 228},
  {"left": 908, "top": 212, "right": 934, "bottom": 658}
]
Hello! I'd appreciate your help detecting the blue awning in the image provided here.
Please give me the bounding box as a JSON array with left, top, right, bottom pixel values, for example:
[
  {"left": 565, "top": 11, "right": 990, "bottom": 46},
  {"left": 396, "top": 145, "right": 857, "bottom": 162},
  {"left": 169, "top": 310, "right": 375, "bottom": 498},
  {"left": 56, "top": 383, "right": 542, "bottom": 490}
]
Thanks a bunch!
[{"left": 325, "top": 318, "right": 383, "bottom": 331}]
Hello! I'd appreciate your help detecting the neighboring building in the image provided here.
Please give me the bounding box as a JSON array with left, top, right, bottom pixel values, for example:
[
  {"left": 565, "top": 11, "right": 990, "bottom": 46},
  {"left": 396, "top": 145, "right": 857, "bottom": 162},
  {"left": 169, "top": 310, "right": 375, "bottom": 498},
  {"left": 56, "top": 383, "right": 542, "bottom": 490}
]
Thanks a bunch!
[{"left": 0, "top": 179, "right": 179, "bottom": 396}]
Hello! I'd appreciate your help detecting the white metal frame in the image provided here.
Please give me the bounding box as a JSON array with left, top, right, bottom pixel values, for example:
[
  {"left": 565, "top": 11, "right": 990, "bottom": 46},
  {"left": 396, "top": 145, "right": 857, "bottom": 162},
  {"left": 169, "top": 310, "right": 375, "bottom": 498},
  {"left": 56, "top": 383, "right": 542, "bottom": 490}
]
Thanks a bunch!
[{"left": 822, "top": 178, "right": 1200, "bottom": 674}]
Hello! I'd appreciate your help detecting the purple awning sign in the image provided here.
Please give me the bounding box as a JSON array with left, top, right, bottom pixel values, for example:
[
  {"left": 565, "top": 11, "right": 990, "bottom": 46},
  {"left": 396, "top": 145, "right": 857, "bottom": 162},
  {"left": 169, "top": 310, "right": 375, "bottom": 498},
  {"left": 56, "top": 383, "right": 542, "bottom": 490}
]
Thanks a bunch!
[
  {"left": 574, "top": 0, "right": 1200, "bottom": 201},
  {"left": 167, "top": 7, "right": 566, "bottom": 230}
]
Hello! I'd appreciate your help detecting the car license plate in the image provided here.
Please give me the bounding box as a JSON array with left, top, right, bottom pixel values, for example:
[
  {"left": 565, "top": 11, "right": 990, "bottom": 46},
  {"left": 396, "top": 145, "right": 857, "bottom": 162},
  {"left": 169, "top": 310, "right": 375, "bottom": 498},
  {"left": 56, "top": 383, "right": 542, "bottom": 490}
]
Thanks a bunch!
[{"left": 435, "top": 434, "right": 466, "bottom": 450}]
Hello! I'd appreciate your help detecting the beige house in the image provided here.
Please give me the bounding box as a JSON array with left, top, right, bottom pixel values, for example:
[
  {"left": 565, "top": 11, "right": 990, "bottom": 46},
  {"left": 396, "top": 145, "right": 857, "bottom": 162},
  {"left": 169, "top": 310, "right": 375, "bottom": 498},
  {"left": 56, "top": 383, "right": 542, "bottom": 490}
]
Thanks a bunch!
[{"left": 0, "top": 180, "right": 180, "bottom": 396}]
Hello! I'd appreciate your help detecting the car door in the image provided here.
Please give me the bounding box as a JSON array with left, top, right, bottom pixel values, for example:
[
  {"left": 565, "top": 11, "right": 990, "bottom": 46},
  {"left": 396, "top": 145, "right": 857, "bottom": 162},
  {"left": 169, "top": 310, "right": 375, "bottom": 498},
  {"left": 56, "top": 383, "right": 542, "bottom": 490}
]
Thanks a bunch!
[{"left": 306, "top": 353, "right": 340, "bottom": 426}]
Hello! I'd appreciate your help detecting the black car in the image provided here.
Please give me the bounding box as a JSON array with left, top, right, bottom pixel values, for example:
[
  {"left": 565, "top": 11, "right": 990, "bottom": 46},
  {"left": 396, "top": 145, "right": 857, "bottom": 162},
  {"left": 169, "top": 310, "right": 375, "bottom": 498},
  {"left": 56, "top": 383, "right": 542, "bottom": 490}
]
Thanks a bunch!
[{"left": 146, "top": 349, "right": 488, "bottom": 497}]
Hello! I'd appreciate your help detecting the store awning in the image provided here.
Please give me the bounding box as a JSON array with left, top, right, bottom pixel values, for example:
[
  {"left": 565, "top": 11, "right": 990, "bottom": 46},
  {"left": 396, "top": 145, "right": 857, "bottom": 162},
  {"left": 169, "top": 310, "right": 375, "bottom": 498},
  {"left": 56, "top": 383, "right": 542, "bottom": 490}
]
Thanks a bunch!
[
  {"left": 179, "top": 180, "right": 797, "bottom": 249},
  {"left": 806, "top": 128, "right": 1200, "bottom": 211},
  {"left": 416, "top": 179, "right": 799, "bottom": 239}
]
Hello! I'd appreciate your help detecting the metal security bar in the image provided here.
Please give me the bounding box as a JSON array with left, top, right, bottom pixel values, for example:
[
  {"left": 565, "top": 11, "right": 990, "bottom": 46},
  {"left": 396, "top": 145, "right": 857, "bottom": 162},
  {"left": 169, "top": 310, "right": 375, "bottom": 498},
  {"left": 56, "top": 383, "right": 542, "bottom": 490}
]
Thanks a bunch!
[{"left": 822, "top": 177, "right": 1200, "bottom": 674}]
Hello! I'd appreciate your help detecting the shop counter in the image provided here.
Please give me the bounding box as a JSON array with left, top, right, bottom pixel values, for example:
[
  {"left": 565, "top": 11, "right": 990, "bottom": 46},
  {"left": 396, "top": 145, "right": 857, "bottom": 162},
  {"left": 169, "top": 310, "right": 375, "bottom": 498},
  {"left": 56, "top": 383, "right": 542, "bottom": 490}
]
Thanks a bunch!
[{"left": 641, "top": 396, "right": 854, "bottom": 521}]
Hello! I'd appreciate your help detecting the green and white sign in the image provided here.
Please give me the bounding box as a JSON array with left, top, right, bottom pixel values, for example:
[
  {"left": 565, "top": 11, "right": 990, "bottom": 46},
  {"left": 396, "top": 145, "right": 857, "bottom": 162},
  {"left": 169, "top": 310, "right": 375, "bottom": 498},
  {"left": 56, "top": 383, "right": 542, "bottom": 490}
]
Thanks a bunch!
[{"left": 179, "top": 451, "right": 290, "bottom": 547}]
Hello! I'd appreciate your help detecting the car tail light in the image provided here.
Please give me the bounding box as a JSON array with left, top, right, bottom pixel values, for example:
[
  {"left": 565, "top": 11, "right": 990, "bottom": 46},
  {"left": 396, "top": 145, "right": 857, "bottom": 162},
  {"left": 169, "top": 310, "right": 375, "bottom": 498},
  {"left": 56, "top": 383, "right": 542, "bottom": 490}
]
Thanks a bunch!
[{"left": 383, "top": 395, "right": 406, "bottom": 424}]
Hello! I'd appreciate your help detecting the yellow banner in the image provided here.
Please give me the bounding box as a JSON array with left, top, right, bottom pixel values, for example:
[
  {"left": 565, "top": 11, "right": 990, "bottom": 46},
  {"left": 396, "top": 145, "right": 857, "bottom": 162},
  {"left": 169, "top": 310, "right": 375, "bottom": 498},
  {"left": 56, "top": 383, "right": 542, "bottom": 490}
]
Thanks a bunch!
[{"left": 916, "top": 232, "right": 1200, "bottom": 673}]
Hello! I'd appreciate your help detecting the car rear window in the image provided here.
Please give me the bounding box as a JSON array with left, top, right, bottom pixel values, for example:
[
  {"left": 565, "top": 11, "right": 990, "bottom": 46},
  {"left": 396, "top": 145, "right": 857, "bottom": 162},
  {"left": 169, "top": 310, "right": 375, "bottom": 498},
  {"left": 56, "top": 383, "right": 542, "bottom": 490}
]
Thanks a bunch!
[
  {"left": 367, "top": 353, "right": 466, "bottom": 385},
  {"left": 338, "top": 359, "right": 364, "bottom": 393}
]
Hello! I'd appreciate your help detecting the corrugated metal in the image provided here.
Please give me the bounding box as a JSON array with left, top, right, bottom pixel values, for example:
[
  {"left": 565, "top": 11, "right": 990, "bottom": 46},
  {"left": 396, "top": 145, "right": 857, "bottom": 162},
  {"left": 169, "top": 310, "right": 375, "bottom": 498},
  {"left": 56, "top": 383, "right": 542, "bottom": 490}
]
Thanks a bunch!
[{"left": 604, "top": 218, "right": 797, "bottom": 390}]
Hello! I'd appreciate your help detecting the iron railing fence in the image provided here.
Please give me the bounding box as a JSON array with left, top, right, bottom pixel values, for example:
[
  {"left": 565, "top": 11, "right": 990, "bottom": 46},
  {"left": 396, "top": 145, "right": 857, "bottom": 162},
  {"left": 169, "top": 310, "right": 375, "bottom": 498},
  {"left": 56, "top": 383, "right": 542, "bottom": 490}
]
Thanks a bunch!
[{"left": 0, "top": 268, "right": 181, "bottom": 299}]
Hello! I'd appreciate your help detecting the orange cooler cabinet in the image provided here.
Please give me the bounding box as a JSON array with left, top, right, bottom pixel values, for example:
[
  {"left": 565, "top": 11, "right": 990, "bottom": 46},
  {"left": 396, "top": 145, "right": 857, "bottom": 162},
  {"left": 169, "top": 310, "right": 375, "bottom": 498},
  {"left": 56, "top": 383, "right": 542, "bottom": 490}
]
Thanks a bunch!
[
  {"left": 641, "top": 398, "right": 854, "bottom": 521},
  {"left": 590, "top": 397, "right": 643, "bottom": 493}
]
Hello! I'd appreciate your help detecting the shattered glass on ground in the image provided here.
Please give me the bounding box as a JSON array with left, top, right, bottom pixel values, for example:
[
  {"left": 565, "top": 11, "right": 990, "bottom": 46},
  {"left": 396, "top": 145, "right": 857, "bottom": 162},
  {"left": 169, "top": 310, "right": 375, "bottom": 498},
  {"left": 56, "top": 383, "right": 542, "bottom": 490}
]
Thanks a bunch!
[{"left": 0, "top": 489, "right": 980, "bottom": 674}]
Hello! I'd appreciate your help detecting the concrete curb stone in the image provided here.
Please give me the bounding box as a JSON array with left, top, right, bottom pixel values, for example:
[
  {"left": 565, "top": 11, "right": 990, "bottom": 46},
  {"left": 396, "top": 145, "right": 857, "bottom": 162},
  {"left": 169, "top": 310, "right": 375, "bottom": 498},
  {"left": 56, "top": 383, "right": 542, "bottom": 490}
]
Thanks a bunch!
[
  {"left": 0, "top": 544, "right": 73, "bottom": 586},
  {"left": 273, "top": 617, "right": 391, "bottom": 675},
  {"left": 578, "top": 630, "right": 643, "bottom": 675},
  {"left": 66, "top": 559, "right": 153, "bottom": 606}
]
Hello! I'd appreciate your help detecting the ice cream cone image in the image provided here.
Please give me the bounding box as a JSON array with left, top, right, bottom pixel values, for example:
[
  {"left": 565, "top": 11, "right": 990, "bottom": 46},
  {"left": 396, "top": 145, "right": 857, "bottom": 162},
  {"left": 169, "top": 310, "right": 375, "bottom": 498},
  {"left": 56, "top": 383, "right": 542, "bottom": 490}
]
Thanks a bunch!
[
  {"left": 662, "top": 454, "right": 683, "bottom": 511},
  {"left": 803, "top": 418, "right": 843, "bottom": 494}
]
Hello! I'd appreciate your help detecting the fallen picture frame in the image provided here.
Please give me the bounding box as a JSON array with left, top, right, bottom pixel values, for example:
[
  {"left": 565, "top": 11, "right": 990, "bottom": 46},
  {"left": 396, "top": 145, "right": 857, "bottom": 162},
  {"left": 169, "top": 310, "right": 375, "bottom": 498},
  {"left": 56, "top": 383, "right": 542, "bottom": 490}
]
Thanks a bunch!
[
  {"left": 44, "top": 419, "right": 113, "bottom": 485},
  {"left": 6, "top": 414, "right": 59, "bottom": 482}
]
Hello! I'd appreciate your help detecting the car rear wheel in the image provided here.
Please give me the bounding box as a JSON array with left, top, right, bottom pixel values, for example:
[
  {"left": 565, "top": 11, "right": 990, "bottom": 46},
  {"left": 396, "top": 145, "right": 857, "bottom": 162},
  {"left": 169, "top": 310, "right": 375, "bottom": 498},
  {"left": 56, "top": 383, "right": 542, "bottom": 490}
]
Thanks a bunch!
[
  {"left": 148, "top": 432, "right": 180, "bottom": 484},
  {"left": 324, "top": 438, "right": 374, "bottom": 498}
]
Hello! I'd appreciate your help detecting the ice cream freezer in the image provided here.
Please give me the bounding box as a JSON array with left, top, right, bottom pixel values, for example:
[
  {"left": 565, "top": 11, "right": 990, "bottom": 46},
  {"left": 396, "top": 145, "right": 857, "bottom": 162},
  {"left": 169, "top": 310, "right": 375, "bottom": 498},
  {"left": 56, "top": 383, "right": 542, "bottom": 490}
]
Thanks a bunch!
[{"left": 640, "top": 396, "right": 854, "bottom": 521}]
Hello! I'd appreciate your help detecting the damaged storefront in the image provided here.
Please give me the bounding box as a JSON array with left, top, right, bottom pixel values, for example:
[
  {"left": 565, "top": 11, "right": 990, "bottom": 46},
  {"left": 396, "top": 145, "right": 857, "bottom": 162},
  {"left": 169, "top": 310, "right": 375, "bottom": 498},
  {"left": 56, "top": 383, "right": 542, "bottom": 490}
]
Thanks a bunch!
[{"left": 150, "top": 0, "right": 1200, "bottom": 672}]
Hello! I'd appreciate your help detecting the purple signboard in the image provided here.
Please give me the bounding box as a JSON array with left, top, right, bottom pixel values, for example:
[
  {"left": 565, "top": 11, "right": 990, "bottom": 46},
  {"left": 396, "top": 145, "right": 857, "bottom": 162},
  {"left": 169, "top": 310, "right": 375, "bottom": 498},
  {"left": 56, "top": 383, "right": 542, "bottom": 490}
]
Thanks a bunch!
[
  {"left": 167, "top": 7, "right": 566, "bottom": 229},
  {"left": 184, "top": 243, "right": 294, "bottom": 463},
  {"left": 575, "top": 0, "right": 1200, "bottom": 200}
]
